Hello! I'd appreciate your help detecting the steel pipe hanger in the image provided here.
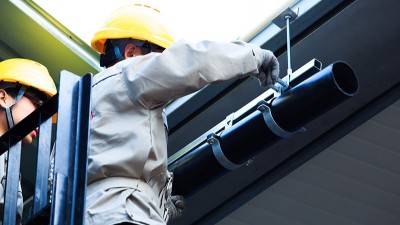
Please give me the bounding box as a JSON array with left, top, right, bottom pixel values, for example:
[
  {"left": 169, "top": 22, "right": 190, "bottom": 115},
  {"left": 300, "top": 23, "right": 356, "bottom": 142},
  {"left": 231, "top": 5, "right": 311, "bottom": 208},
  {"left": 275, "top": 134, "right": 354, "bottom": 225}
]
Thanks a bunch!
[{"left": 168, "top": 8, "right": 359, "bottom": 197}]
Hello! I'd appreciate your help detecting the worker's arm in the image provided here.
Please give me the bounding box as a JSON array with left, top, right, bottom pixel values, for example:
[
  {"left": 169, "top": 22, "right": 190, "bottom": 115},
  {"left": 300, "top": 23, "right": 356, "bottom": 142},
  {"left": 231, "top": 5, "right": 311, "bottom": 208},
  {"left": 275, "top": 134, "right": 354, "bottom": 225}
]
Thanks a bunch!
[{"left": 122, "top": 39, "right": 279, "bottom": 109}]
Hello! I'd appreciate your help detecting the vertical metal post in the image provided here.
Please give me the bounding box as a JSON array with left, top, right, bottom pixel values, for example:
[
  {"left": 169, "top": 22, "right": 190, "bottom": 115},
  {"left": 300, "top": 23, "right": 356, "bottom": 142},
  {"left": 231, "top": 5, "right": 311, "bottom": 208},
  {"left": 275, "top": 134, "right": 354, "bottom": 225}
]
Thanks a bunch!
[
  {"left": 3, "top": 141, "right": 22, "bottom": 225},
  {"left": 50, "top": 71, "right": 92, "bottom": 225},
  {"left": 71, "top": 73, "right": 91, "bottom": 225},
  {"left": 285, "top": 15, "right": 293, "bottom": 79},
  {"left": 270, "top": 8, "right": 298, "bottom": 92},
  {"left": 32, "top": 116, "right": 52, "bottom": 214}
]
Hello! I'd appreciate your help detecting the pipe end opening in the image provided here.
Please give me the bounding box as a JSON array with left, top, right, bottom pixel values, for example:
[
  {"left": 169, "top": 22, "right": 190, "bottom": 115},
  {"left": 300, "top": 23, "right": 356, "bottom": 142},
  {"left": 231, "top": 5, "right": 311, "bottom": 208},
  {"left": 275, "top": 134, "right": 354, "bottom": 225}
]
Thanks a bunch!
[{"left": 332, "top": 61, "right": 359, "bottom": 96}]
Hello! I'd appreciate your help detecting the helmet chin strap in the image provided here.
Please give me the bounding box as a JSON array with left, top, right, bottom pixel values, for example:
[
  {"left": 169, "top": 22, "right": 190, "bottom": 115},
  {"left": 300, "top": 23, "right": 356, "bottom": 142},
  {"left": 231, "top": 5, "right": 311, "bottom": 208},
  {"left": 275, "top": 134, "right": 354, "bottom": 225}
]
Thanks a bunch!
[
  {"left": 1, "top": 85, "right": 27, "bottom": 130},
  {"left": 99, "top": 42, "right": 125, "bottom": 68},
  {"left": 113, "top": 45, "right": 125, "bottom": 61}
]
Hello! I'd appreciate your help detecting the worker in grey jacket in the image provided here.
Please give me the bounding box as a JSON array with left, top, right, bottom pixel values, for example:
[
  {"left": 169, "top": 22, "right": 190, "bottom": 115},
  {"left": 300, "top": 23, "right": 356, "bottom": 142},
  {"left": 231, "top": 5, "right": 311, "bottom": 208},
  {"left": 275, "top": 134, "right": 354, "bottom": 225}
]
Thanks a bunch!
[{"left": 86, "top": 3, "right": 279, "bottom": 225}]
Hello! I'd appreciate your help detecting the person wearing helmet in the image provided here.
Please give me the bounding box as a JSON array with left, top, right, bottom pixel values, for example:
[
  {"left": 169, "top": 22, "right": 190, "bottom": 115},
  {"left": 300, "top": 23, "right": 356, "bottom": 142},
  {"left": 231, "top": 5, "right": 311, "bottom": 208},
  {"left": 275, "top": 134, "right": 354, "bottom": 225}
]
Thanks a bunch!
[
  {"left": 0, "top": 58, "right": 57, "bottom": 224},
  {"left": 87, "top": 3, "right": 279, "bottom": 225}
]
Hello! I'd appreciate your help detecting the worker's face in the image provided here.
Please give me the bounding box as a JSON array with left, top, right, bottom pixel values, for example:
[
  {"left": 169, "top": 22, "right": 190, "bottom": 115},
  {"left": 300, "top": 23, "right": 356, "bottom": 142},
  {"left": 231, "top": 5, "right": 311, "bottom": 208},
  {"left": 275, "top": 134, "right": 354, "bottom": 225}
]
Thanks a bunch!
[{"left": 0, "top": 90, "right": 40, "bottom": 146}]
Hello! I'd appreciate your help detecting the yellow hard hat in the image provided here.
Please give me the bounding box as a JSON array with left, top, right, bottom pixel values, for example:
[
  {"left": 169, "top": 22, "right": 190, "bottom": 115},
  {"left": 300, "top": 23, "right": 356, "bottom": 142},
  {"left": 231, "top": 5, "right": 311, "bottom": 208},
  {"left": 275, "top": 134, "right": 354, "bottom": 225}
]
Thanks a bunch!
[
  {"left": 91, "top": 3, "right": 176, "bottom": 54},
  {"left": 0, "top": 58, "right": 57, "bottom": 97}
]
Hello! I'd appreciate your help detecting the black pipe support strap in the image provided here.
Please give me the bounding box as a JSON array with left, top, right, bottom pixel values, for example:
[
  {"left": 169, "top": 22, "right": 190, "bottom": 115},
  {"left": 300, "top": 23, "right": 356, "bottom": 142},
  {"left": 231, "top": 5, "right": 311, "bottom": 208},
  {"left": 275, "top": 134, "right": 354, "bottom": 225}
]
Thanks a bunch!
[{"left": 207, "top": 133, "right": 243, "bottom": 170}]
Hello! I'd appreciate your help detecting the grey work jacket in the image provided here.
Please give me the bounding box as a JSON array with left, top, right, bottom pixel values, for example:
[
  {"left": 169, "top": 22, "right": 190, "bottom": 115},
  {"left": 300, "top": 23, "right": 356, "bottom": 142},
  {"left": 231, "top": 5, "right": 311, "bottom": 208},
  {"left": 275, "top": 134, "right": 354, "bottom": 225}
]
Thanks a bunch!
[{"left": 85, "top": 39, "right": 264, "bottom": 225}]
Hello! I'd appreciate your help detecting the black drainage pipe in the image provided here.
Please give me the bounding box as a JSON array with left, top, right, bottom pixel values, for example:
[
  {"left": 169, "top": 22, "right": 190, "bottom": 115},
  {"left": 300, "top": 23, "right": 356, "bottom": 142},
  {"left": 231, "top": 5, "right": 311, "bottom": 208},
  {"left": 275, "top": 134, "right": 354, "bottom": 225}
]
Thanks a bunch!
[{"left": 169, "top": 61, "right": 359, "bottom": 197}]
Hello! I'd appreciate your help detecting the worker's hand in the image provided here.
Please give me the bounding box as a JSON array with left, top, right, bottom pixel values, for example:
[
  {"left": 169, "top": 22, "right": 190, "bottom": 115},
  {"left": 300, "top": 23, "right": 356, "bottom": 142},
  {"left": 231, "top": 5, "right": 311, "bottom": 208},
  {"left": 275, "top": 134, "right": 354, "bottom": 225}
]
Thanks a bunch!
[
  {"left": 253, "top": 49, "right": 280, "bottom": 87},
  {"left": 166, "top": 195, "right": 185, "bottom": 220}
]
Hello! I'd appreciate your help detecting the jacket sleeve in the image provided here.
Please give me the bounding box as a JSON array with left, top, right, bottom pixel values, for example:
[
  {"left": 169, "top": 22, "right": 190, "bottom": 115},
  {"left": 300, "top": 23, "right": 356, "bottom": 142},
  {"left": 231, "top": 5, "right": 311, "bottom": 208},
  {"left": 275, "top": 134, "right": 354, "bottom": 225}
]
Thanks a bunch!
[{"left": 122, "top": 39, "right": 263, "bottom": 109}]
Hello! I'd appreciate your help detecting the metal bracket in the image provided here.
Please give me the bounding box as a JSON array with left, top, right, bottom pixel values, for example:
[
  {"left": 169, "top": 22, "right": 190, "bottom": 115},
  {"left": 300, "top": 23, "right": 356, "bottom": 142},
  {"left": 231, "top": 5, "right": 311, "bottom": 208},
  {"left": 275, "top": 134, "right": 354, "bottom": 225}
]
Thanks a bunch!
[
  {"left": 207, "top": 133, "right": 243, "bottom": 170},
  {"left": 270, "top": 7, "right": 299, "bottom": 93},
  {"left": 257, "top": 102, "right": 295, "bottom": 138},
  {"left": 267, "top": 78, "right": 290, "bottom": 96},
  {"left": 272, "top": 7, "right": 298, "bottom": 29},
  {"left": 224, "top": 113, "right": 235, "bottom": 130},
  {"left": 168, "top": 58, "right": 320, "bottom": 165}
]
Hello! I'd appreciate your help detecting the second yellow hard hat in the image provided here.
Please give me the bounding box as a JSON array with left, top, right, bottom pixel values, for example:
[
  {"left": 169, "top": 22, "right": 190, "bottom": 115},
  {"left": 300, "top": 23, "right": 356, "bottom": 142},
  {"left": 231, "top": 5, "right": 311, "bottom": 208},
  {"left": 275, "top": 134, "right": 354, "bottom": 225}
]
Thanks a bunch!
[{"left": 0, "top": 58, "right": 57, "bottom": 97}]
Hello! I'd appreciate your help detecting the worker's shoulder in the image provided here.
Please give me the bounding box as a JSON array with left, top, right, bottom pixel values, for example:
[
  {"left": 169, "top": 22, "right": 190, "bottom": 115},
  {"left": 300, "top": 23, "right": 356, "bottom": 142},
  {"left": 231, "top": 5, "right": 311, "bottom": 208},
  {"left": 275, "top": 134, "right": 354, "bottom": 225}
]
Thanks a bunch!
[{"left": 92, "top": 64, "right": 123, "bottom": 87}]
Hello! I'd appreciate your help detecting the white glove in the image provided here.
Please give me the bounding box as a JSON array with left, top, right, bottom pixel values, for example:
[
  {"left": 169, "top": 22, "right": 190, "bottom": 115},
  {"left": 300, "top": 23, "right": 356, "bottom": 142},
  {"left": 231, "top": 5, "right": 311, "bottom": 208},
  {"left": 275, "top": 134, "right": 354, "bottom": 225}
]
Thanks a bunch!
[
  {"left": 166, "top": 195, "right": 185, "bottom": 220},
  {"left": 253, "top": 49, "right": 280, "bottom": 87}
]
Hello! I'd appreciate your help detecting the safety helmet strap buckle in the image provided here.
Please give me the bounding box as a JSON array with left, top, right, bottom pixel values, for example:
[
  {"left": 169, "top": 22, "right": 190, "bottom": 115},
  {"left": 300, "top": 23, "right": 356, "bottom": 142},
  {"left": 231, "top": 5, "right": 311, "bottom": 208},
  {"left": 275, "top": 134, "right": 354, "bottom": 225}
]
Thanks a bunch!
[{"left": 1, "top": 84, "right": 27, "bottom": 130}]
